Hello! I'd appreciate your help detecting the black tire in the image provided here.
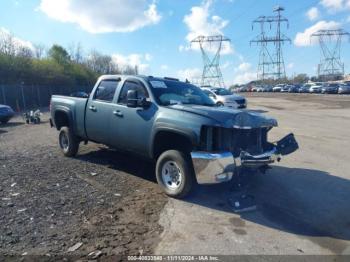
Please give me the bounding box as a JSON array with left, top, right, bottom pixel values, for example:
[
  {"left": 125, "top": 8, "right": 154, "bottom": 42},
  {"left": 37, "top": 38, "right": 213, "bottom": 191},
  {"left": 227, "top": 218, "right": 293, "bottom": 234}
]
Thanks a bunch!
[
  {"left": 156, "top": 150, "right": 194, "bottom": 199},
  {"left": 216, "top": 102, "right": 224, "bottom": 107},
  {"left": 58, "top": 127, "right": 79, "bottom": 157},
  {"left": 1, "top": 120, "right": 9, "bottom": 124}
]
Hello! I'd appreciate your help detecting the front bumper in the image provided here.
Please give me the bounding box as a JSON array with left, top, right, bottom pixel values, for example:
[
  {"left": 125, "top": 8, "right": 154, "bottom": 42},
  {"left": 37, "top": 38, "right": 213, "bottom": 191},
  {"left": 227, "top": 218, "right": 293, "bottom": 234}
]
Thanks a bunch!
[
  {"left": 224, "top": 101, "right": 247, "bottom": 109},
  {"left": 191, "top": 133, "right": 298, "bottom": 184}
]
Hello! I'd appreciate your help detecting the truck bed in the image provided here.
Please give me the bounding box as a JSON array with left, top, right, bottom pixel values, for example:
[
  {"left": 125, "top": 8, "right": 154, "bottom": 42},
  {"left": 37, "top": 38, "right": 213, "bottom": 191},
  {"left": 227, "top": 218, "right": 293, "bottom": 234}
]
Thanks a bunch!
[{"left": 50, "top": 95, "right": 88, "bottom": 139}]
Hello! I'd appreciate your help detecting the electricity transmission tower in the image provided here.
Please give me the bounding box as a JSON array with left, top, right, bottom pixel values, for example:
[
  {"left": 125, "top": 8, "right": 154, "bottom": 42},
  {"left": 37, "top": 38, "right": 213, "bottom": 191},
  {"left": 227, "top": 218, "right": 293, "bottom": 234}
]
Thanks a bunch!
[
  {"left": 250, "top": 6, "right": 291, "bottom": 82},
  {"left": 311, "top": 29, "right": 350, "bottom": 81},
  {"left": 191, "top": 35, "right": 231, "bottom": 88}
]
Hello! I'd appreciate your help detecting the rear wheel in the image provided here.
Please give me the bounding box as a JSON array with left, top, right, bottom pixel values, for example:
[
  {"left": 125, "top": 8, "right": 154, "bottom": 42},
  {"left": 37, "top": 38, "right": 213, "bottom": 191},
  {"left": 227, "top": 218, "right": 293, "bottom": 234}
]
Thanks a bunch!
[
  {"left": 216, "top": 102, "right": 224, "bottom": 107},
  {"left": 156, "top": 150, "right": 194, "bottom": 199},
  {"left": 59, "top": 127, "right": 79, "bottom": 157},
  {"left": 0, "top": 119, "right": 9, "bottom": 124}
]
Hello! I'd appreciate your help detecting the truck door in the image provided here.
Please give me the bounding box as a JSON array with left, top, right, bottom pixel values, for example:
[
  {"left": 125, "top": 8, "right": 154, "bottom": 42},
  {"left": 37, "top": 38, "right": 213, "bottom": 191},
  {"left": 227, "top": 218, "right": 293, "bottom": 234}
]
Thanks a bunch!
[
  {"left": 109, "top": 79, "right": 156, "bottom": 156},
  {"left": 85, "top": 79, "right": 119, "bottom": 144}
]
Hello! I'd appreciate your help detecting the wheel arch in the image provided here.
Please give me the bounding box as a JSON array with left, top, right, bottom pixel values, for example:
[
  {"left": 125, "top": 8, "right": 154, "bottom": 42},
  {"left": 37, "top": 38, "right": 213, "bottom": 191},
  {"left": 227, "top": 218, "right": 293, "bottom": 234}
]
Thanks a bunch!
[
  {"left": 152, "top": 128, "right": 197, "bottom": 159},
  {"left": 53, "top": 108, "right": 74, "bottom": 131}
]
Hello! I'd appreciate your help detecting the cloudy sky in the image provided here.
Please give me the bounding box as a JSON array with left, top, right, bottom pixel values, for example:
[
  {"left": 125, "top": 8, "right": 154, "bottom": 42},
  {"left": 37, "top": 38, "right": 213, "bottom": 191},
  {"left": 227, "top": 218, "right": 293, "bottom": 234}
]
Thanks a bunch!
[{"left": 1, "top": 0, "right": 350, "bottom": 85}]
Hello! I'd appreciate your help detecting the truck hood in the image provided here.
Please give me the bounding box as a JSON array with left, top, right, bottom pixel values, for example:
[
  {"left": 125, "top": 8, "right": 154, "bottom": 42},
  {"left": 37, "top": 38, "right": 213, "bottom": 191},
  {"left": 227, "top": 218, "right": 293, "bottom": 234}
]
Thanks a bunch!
[{"left": 168, "top": 104, "right": 278, "bottom": 129}]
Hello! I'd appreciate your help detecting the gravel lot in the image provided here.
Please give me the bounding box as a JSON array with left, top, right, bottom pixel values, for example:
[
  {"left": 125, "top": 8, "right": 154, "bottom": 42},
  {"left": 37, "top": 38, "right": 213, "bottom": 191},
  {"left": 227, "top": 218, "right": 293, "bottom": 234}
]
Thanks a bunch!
[
  {"left": 1, "top": 93, "right": 350, "bottom": 259},
  {"left": 0, "top": 115, "right": 167, "bottom": 259}
]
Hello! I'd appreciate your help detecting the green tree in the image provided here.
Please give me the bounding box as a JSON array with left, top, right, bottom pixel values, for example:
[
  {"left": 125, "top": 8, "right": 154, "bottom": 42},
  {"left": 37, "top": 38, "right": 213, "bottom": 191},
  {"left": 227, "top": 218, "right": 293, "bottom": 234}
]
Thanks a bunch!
[{"left": 48, "top": 45, "right": 70, "bottom": 65}]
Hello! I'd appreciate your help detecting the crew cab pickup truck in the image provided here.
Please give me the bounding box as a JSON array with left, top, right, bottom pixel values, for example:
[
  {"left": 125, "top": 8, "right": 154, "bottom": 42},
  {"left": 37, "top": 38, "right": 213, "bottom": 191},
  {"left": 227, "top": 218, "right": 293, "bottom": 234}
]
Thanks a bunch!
[{"left": 50, "top": 75, "right": 298, "bottom": 198}]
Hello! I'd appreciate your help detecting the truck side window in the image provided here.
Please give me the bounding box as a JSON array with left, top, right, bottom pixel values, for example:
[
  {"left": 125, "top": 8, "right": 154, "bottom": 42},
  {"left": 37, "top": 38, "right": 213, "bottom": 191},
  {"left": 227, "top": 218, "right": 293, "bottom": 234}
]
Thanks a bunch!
[
  {"left": 94, "top": 80, "right": 118, "bottom": 102},
  {"left": 118, "top": 81, "right": 149, "bottom": 105}
]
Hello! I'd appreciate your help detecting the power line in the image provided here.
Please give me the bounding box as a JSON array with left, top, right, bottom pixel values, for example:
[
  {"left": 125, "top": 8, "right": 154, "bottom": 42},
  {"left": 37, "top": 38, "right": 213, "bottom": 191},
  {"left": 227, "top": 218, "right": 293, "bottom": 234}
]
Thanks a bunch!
[
  {"left": 191, "top": 35, "right": 231, "bottom": 88},
  {"left": 311, "top": 29, "right": 350, "bottom": 81},
  {"left": 250, "top": 6, "right": 291, "bottom": 82}
]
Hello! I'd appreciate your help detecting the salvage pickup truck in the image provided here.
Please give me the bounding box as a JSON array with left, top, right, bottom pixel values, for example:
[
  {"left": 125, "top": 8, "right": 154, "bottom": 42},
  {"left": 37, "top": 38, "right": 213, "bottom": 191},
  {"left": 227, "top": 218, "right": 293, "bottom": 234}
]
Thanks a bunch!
[{"left": 50, "top": 75, "right": 298, "bottom": 198}]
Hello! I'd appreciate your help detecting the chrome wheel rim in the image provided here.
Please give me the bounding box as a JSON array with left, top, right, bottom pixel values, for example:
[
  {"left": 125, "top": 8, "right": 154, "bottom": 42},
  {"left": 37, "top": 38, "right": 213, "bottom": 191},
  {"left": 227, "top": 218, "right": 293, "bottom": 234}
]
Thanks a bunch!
[
  {"left": 59, "top": 132, "right": 69, "bottom": 151},
  {"left": 161, "top": 161, "right": 182, "bottom": 190}
]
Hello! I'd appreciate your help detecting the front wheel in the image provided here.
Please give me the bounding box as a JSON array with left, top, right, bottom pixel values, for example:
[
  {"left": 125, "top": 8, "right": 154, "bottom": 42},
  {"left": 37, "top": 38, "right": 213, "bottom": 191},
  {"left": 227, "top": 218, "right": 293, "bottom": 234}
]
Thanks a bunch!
[
  {"left": 156, "top": 150, "right": 195, "bottom": 199},
  {"left": 59, "top": 127, "right": 79, "bottom": 157}
]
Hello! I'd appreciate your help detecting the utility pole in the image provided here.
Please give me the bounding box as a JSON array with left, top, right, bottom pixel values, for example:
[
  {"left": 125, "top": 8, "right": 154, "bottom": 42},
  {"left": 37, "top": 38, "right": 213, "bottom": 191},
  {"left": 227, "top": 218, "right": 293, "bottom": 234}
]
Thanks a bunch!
[
  {"left": 191, "top": 35, "right": 231, "bottom": 88},
  {"left": 311, "top": 29, "right": 350, "bottom": 81},
  {"left": 251, "top": 6, "right": 291, "bottom": 82}
]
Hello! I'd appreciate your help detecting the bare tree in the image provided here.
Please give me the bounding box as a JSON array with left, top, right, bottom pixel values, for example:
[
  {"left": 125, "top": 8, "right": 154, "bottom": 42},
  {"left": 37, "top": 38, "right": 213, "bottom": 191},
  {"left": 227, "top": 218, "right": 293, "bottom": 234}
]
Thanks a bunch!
[
  {"left": 0, "top": 31, "right": 16, "bottom": 56},
  {"left": 34, "top": 44, "right": 46, "bottom": 59},
  {"left": 86, "top": 50, "right": 120, "bottom": 74},
  {"left": 122, "top": 65, "right": 138, "bottom": 75},
  {"left": 68, "top": 42, "right": 84, "bottom": 64},
  {"left": 17, "top": 46, "right": 33, "bottom": 58}
]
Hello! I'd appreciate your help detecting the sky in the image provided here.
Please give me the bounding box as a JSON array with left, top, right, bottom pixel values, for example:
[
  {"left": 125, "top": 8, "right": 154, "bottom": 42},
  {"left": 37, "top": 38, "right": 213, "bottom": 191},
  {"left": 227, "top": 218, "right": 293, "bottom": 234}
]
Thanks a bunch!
[{"left": 1, "top": 0, "right": 350, "bottom": 85}]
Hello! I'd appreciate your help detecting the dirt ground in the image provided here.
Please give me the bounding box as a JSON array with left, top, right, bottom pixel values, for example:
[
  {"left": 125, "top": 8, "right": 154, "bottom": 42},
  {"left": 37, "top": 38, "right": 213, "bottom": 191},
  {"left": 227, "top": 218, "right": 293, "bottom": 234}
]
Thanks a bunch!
[
  {"left": 0, "top": 115, "right": 167, "bottom": 259},
  {"left": 1, "top": 92, "right": 350, "bottom": 259}
]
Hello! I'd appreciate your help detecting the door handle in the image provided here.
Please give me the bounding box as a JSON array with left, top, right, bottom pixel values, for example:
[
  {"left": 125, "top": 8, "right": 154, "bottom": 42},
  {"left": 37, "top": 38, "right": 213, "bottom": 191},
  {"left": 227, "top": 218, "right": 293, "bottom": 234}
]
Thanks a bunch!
[
  {"left": 89, "top": 105, "right": 97, "bottom": 112},
  {"left": 113, "top": 110, "right": 123, "bottom": 117}
]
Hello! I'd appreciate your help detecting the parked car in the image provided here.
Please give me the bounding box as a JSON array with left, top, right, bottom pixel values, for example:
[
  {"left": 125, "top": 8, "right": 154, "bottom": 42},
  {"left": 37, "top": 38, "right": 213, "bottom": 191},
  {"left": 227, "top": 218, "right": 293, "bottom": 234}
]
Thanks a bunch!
[
  {"left": 299, "top": 84, "right": 312, "bottom": 93},
  {"left": 273, "top": 84, "right": 284, "bottom": 92},
  {"left": 257, "top": 86, "right": 265, "bottom": 92},
  {"left": 309, "top": 84, "right": 322, "bottom": 93},
  {"left": 263, "top": 85, "right": 273, "bottom": 92},
  {"left": 50, "top": 75, "right": 298, "bottom": 198},
  {"left": 251, "top": 86, "right": 259, "bottom": 92},
  {"left": 281, "top": 85, "right": 292, "bottom": 93},
  {"left": 237, "top": 86, "right": 246, "bottom": 92},
  {"left": 202, "top": 87, "right": 247, "bottom": 109},
  {"left": 321, "top": 83, "right": 339, "bottom": 94},
  {"left": 338, "top": 84, "right": 350, "bottom": 94},
  {"left": 288, "top": 85, "right": 300, "bottom": 93},
  {"left": 0, "top": 104, "right": 15, "bottom": 124}
]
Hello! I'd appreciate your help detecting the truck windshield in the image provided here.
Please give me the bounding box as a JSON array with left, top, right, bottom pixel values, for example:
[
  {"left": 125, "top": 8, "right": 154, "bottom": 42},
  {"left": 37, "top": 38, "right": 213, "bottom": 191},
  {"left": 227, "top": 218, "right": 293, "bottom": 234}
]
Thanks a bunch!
[{"left": 150, "top": 80, "right": 215, "bottom": 106}]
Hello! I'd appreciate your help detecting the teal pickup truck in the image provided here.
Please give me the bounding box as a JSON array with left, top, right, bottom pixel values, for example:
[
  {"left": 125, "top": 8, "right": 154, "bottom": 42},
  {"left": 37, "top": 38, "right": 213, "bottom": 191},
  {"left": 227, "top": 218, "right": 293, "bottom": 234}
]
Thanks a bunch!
[{"left": 50, "top": 75, "right": 298, "bottom": 198}]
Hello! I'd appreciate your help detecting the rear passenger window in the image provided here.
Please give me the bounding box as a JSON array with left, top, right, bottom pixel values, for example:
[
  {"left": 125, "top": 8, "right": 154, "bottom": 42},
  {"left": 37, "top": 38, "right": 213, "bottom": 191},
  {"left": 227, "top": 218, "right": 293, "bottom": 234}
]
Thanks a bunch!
[{"left": 94, "top": 80, "right": 118, "bottom": 102}]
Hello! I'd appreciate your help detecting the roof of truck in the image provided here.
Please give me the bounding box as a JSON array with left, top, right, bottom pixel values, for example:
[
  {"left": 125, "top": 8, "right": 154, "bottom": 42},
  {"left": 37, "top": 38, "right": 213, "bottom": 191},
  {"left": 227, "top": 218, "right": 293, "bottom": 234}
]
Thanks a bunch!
[{"left": 99, "top": 74, "right": 182, "bottom": 83}]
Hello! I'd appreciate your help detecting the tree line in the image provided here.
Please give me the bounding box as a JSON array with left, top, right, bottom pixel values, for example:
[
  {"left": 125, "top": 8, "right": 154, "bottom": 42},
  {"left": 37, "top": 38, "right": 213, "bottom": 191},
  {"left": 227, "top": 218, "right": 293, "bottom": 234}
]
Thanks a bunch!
[{"left": 0, "top": 31, "right": 138, "bottom": 87}]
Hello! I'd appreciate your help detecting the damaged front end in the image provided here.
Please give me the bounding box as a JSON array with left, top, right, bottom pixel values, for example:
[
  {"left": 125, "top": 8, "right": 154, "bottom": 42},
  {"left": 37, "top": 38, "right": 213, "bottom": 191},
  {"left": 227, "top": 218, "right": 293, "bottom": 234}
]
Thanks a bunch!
[{"left": 191, "top": 111, "right": 299, "bottom": 184}]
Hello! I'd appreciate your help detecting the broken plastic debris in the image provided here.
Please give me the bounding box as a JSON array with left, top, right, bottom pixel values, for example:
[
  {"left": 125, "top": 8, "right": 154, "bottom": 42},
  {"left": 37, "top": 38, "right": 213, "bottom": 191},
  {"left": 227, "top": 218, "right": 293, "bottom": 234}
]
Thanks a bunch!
[
  {"left": 67, "top": 242, "right": 83, "bottom": 252},
  {"left": 114, "top": 193, "right": 121, "bottom": 197},
  {"left": 21, "top": 252, "right": 28, "bottom": 256},
  {"left": 11, "top": 183, "right": 16, "bottom": 187},
  {"left": 90, "top": 172, "right": 98, "bottom": 176},
  {"left": 88, "top": 250, "right": 103, "bottom": 259},
  {"left": 10, "top": 193, "right": 20, "bottom": 197},
  {"left": 18, "top": 208, "right": 27, "bottom": 213},
  {"left": 229, "top": 194, "right": 257, "bottom": 213}
]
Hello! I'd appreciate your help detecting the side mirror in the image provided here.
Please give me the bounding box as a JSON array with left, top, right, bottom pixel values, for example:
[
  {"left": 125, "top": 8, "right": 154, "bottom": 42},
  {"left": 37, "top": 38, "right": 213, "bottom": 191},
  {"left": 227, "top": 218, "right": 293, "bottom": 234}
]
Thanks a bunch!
[
  {"left": 127, "top": 90, "right": 138, "bottom": 108},
  {"left": 139, "top": 97, "right": 151, "bottom": 108}
]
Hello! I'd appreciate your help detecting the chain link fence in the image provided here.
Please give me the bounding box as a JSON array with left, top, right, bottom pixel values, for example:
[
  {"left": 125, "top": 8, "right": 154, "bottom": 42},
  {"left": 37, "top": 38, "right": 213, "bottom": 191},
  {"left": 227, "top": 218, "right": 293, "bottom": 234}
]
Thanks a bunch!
[{"left": 0, "top": 84, "right": 92, "bottom": 111}]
